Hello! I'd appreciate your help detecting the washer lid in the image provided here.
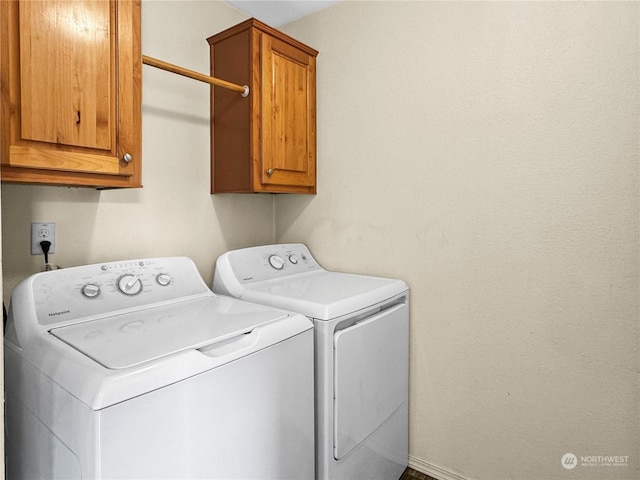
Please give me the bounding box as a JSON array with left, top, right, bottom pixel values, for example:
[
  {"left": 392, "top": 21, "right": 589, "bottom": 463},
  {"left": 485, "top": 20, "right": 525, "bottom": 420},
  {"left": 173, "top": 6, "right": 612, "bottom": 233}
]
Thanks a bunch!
[
  {"left": 240, "top": 271, "right": 408, "bottom": 320},
  {"left": 50, "top": 295, "right": 288, "bottom": 369}
]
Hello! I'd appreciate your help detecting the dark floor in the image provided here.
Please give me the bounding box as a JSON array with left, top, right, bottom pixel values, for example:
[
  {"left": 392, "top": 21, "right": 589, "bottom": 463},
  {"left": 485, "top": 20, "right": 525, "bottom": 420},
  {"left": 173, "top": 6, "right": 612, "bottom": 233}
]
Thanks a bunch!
[{"left": 400, "top": 467, "right": 438, "bottom": 480}]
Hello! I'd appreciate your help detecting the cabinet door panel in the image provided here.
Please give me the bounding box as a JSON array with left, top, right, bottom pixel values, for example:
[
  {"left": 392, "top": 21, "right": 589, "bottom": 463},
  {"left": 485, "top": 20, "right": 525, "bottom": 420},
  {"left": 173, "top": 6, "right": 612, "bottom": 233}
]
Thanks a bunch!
[
  {"left": 261, "top": 35, "right": 315, "bottom": 188},
  {"left": 19, "top": 0, "right": 112, "bottom": 150},
  {"left": 0, "top": 0, "right": 141, "bottom": 188}
]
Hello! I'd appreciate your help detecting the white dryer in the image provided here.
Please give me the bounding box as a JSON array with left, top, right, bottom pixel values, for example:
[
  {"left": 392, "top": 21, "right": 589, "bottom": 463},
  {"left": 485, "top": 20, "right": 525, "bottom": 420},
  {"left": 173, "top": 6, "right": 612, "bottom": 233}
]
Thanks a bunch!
[
  {"left": 5, "top": 257, "right": 315, "bottom": 480},
  {"left": 213, "top": 244, "right": 409, "bottom": 480}
]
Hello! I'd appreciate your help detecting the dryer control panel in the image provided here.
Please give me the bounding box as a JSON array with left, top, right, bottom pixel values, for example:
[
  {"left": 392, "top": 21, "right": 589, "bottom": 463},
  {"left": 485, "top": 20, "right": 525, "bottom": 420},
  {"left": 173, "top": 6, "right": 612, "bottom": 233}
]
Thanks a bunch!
[{"left": 213, "top": 244, "right": 322, "bottom": 296}]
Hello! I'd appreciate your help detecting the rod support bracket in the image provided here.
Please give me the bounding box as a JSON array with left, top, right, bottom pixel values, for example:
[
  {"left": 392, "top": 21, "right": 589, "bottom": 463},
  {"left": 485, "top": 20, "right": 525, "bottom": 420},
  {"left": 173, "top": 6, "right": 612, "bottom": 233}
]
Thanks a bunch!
[{"left": 241, "top": 85, "right": 250, "bottom": 97}]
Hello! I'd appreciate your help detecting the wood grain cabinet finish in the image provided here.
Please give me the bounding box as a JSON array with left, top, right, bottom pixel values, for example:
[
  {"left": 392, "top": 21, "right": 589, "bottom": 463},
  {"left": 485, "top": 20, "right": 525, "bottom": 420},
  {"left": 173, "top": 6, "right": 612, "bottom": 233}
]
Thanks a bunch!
[
  {"left": 0, "top": 0, "right": 142, "bottom": 188},
  {"left": 208, "top": 19, "right": 318, "bottom": 194}
]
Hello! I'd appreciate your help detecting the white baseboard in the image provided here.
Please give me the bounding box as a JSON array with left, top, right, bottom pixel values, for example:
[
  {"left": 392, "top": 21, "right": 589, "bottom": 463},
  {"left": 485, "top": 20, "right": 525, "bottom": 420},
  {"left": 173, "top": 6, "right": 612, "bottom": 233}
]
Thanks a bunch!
[{"left": 408, "top": 455, "right": 471, "bottom": 480}]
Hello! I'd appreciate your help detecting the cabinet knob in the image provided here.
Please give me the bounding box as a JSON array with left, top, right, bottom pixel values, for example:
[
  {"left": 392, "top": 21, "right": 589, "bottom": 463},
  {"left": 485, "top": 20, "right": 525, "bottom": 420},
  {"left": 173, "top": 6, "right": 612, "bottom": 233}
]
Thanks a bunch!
[
  {"left": 266, "top": 168, "right": 274, "bottom": 175},
  {"left": 123, "top": 153, "right": 133, "bottom": 163}
]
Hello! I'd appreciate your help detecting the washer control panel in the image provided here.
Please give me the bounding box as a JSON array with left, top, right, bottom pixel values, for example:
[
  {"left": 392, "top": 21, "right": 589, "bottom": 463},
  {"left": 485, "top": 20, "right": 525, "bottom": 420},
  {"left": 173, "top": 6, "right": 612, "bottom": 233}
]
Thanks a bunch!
[
  {"left": 216, "top": 244, "right": 321, "bottom": 286},
  {"left": 30, "top": 257, "right": 210, "bottom": 326}
]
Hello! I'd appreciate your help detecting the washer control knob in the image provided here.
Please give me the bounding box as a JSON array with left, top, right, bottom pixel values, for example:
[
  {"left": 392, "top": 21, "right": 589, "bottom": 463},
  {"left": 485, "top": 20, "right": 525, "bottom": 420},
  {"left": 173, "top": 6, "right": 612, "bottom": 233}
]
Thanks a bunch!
[
  {"left": 268, "top": 255, "right": 285, "bottom": 270},
  {"left": 289, "top": 255, "right": 299, "bottom": 264},
  {"left": 118, "top": 275, "right": 143, "bottom": 295},
  {"left": 156, "top": 273, "right": 171, "bottom": 286},
  {"left": 81, "top": 284, "right": 100, "bottom": 298}
]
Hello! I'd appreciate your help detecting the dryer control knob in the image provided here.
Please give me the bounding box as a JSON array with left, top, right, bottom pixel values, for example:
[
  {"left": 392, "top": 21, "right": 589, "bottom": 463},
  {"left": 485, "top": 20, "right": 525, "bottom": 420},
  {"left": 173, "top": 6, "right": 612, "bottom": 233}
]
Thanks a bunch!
[
  {"left": 289, "top": 255, "right": 299, "bottom": 264},
  {"left": 268, "top": 255, "right": 285, "bottom": 270},
  {"left": 156, "top": 273, "right": 171, "bottom": 286}
]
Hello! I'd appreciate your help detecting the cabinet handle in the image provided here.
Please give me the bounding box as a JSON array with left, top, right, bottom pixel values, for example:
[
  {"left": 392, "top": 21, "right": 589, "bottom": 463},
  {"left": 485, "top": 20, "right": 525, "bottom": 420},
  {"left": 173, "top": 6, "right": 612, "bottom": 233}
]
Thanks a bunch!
[
  {"left": 266, "top": 168, "right": 274, "bottom": 175},
  {"left": 123, "top": 153, "right": 133, "bottom": 163}
]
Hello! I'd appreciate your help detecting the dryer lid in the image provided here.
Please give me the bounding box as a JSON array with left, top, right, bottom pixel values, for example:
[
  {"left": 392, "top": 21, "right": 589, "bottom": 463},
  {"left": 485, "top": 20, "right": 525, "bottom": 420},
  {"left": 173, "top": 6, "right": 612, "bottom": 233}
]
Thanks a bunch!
[
  {"left": 240, "top": 271, "right": 408, "bottom": 320},
  {"left": 50, "top": 295, "right": 288, "bottom": 369}
]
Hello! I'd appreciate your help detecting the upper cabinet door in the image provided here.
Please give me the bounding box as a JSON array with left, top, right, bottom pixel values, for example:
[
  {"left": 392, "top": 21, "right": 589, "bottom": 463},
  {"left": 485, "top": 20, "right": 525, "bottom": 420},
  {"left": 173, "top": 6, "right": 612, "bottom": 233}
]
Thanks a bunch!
[
  {"left": 0, "top": 0, "right": 142, "bottom": 188},
  {"left": 260, "top": 34, "right": 316, "bottom": 190}
]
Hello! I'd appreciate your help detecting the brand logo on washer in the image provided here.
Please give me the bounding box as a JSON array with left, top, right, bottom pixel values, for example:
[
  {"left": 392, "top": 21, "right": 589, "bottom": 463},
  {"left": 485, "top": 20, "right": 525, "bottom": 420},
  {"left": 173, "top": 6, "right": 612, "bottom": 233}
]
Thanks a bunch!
[{"left": 48, "top": 309, "right": 70, "bottom": 317}]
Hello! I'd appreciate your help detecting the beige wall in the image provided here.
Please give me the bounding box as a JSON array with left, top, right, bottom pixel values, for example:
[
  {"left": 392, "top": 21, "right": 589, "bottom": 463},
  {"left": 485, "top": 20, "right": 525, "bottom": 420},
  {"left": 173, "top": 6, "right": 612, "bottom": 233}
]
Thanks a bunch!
[
  {"left": 1, "top": 1, "right": 269, "bottom": 301},
  {"left": 278, "top": 2, "right": 639, "bottom": 480}
]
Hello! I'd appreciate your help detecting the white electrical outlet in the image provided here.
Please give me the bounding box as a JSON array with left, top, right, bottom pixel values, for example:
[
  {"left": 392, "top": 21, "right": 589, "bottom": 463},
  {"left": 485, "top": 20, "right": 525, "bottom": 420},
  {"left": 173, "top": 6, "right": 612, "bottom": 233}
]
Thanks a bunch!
[{"left": 31, "top": 222, "right": 56, "bottom": 255}]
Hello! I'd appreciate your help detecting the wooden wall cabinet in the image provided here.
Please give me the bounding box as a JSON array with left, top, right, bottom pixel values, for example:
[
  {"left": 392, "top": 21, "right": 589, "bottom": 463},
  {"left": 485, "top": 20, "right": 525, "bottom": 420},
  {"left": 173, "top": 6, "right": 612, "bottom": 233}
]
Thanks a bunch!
[
  {"left": 0, "top": 0, "right": 142, "bottom": 188},
  {"left": 208, "top": 19, "right": 318, "bottom": 194}
]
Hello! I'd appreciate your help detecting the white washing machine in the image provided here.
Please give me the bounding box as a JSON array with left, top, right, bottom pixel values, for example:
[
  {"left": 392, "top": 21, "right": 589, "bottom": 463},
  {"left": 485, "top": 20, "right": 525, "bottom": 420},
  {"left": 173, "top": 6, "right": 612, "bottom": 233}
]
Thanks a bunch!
[
  {"left": 5, "top": 256, "right": 315, "bottom": 480},
  {"left": 213, "top": 244, "right": 410, "bottom": 480}
]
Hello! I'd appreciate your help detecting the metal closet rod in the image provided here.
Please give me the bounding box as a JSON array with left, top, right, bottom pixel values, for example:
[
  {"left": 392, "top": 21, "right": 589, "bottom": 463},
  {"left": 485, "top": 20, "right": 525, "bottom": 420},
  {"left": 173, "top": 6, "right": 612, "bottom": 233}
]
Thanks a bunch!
[{"left": 142, "top": 55, "right": 249, "bottom": 97}]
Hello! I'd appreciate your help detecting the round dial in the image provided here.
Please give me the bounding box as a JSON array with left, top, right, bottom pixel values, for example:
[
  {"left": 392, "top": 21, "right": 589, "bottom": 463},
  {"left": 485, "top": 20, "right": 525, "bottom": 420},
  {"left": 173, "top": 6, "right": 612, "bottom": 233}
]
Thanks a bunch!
[
  {"left": 156, "top": 273, "right": 171, "bottom": 286},
  {"left": 268, "top": 255, "right": 285, "bottom": 270},
  {"left": 117, "top": 274, "right": 143, "bottom": 295},
  {"left": 288, "top": 255, "right": 299, "bottom": 264},
  {"left": 81, "top": 283, "right": 100, "bottom": 298}
]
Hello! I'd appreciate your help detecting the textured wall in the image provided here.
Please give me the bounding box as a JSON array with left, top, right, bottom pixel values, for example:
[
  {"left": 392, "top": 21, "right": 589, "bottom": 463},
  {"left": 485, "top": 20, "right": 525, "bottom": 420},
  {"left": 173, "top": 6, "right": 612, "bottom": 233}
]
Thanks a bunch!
[
  {"left": 278, "top": 2, "right": 639, "bottom": 479},
  {"left": 1, "top": 1, "right": 268, "bottom": 300}
]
